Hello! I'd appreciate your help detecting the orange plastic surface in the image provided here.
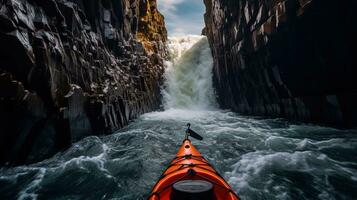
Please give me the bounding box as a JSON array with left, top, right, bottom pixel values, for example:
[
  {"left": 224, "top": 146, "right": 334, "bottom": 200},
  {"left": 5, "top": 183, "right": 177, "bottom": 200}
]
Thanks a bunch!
[{"left": 148, "top": 139, "right": 240, "bottom": 200}]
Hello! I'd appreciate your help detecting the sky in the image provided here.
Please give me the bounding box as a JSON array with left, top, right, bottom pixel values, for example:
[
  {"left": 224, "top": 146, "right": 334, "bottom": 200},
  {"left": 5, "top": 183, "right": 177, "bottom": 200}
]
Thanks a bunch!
[{"left": 157, "top": 0, "right": 205, "bottom": 36}]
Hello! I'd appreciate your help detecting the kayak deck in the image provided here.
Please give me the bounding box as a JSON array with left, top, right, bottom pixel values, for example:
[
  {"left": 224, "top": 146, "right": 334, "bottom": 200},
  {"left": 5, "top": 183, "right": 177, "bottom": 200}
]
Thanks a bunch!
[{"left": 148, "top": 139, "right": 239, "bottom": 200}]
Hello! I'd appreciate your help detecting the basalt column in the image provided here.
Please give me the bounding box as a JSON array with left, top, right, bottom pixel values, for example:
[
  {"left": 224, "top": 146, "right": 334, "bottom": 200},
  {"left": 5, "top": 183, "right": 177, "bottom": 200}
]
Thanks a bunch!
[
  {"left": 0, "top": 0, "right": 167, "bottom": 165},
  {"left": 203, "top": 0, "right": 357, "bottom": 127}
]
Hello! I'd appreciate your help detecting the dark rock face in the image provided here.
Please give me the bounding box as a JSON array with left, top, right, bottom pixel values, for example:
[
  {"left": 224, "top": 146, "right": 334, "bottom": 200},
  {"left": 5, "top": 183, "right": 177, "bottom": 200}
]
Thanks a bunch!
[
  {"left": 204, "top": 0, "right": 357, "bottom": 127},
  {"left": 0, "top": 0, "right": 167, "bottom": 165}
]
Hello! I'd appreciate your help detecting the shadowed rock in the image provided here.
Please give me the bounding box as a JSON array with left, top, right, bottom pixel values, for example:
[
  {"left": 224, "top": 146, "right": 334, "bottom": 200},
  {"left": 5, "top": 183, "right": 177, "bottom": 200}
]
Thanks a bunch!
[
  {"left": 203, "top": 0, "right": 357, "bottom": 127},
  {"left": 0, "top": 0, "right": 167, "bottom": 165}
]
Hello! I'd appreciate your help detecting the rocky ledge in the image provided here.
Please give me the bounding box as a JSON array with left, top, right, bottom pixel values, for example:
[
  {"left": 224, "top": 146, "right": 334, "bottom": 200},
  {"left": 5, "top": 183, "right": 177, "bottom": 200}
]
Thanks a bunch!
[
  {"left": 204, "top": 0, "right": 357, "bottom": 127},
  {"left": 0, "top": 0, "right": 167, "bottom": 165}
]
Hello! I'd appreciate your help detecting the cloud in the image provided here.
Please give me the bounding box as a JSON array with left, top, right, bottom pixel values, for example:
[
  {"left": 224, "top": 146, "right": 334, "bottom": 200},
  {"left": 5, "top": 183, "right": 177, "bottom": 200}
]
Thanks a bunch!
[
  {"left": 167, "top": 18, "right": 204, "bottom": 36},
  {"left": 157, "top": 0, "right": 205, "bottom": 36},
  {"left": 157, "top": 0, "right": 185, "bottom": 13}
]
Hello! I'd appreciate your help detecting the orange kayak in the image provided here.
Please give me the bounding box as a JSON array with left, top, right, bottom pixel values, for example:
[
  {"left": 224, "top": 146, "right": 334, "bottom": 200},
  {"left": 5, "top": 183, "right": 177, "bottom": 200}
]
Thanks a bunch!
[{"left": 148, "top": 138, "right": 240, "bottom": 200}]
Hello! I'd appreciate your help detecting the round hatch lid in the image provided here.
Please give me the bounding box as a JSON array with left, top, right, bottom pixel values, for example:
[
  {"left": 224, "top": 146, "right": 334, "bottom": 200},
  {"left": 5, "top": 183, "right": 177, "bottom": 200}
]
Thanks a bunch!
[{"left": 171, "top": 180, "right": 216, "bottom": 200}]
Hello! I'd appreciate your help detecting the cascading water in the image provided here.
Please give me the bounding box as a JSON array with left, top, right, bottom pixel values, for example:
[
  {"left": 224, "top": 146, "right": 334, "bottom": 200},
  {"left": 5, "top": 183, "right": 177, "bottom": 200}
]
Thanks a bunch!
[
  {"left": 162, "top": 35, "right": 216, "bottom": 109},
  {"left": 1, "top": 36, "right": 357, "bottom": 200}
]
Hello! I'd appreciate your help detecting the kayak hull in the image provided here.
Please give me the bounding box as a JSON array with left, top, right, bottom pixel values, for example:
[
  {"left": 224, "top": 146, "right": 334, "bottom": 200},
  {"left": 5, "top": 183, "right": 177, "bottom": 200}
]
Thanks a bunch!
[{"left": 148, "top": 140, "right": 239, "bottom": 200}]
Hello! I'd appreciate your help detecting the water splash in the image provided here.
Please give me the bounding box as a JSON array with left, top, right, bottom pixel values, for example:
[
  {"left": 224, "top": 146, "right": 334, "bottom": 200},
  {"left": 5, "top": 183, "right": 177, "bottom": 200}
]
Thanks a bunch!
[{"left": 162, "top": 35, "right": 216, "bottom": 110}]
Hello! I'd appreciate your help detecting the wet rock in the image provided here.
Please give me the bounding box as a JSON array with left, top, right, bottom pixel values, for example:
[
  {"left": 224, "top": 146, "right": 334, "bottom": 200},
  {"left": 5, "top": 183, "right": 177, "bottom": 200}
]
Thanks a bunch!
[
  {"left": 204, "top": 0, "right": 357, "bottom": 127},
  {"left": 0, "top": 0, "right": 167, "bottom": 165},
  {"left": 64, "top": 84, "right": 91, "bottom": 142}
]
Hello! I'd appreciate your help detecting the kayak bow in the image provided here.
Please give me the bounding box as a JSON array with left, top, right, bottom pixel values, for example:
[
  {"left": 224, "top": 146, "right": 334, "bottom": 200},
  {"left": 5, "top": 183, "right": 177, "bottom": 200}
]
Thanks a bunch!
[{"left": 148, "top": 125, "right": 239, "bottom": 200}]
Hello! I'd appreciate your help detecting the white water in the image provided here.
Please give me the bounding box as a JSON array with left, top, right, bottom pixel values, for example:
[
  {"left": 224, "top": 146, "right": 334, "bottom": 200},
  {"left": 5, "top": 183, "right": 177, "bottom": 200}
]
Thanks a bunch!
[
  {"left": 1, "top": 36, "right": 357, "bottom": 200},
  {"left": 162, "top": 35, "right": 216, "bottom": 110}
]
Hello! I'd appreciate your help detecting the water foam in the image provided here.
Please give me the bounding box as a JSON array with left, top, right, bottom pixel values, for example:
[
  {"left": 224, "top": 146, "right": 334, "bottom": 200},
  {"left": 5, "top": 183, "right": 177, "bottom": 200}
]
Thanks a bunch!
[
  {"left": 1, "top": 109, "right": 357, "bottom": 199},
  {"left": 162, "top": 35, "right": 216, "bottom": 110}
]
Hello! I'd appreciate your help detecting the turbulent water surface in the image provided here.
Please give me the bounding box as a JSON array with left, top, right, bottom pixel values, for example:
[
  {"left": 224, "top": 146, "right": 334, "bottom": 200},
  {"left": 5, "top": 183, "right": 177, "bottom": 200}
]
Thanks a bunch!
[{"left": 1, "top": 36, "right": 357, "bottom": 200}]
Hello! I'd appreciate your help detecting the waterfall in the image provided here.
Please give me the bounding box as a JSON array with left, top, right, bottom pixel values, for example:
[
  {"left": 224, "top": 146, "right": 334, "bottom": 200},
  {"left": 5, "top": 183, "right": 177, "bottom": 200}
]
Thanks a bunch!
[{"left": 162, "top": 35, "right": 216, "bottom": 110}]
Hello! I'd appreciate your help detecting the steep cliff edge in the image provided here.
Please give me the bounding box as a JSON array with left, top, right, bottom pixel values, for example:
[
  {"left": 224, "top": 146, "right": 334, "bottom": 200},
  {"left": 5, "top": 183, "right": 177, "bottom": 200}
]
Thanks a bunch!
[
  {"left": 0, "top": 0, "right": 167, "bottom": 165},
  {"left": 204, "top": 0, "right": 357, "bottom": 127}
]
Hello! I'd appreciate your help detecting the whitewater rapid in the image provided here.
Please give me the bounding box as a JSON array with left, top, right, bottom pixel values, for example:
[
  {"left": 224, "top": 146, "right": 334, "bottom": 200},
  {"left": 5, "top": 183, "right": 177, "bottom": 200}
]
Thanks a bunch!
[
  {"left": 1, "top": 36, "right": 357, "bottom": 200},
  {"left": 162, "top": 35, "right": 216, "bottom": 109}
]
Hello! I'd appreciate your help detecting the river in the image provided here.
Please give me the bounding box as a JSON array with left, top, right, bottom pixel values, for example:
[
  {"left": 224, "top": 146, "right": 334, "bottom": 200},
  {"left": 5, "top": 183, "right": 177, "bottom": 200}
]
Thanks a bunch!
[{"left": 1, "top": 36, "right": 357, "bottom": 200}]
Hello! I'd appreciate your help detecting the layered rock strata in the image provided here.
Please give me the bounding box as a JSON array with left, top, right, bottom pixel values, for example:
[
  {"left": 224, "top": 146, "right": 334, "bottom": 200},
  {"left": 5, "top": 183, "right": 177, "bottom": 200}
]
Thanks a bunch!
[
  {"left": 0, "top": 0, "right": 167, "bottom": 165},
  {"left": 204, "top": 0, "right": 357, "bottom": 127}
]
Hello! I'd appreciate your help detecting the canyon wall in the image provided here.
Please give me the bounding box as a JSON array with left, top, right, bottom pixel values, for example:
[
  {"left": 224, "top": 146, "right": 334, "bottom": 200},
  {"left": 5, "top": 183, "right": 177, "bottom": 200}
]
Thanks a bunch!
[
  {"left": 204, "top": 0, "right": 357, "bottom": 127},
  {"left": 0, "top": 0, "right": 167, "bottom": 165}
]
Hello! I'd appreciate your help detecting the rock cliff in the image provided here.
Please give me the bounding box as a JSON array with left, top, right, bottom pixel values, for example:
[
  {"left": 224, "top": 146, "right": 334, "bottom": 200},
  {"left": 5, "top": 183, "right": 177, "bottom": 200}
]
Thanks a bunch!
[
  {"left": 0, "top": 0, "right": 167, "bottom": 165},
  {"left": 204, "top": 0, "right": 357, "bottom": 127}
]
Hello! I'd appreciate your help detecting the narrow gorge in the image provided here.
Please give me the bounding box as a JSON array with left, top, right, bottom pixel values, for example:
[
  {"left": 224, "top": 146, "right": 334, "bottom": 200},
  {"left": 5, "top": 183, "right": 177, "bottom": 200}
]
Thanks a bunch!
[
  {"left": 0, "top": 0, "right": 357, "bottom": 200},
  {"left": 1, "top": 35, "right": 356, "bottom": 200}
]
